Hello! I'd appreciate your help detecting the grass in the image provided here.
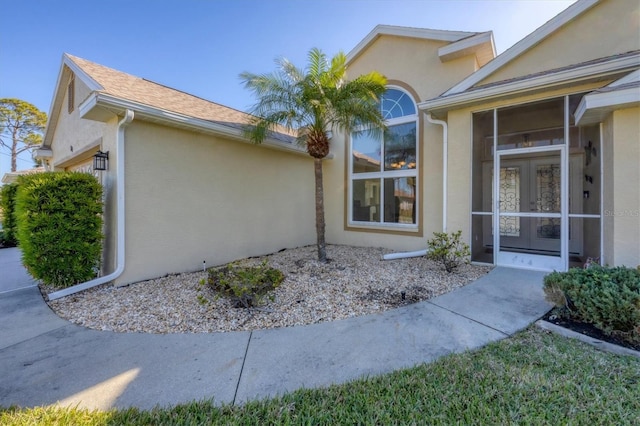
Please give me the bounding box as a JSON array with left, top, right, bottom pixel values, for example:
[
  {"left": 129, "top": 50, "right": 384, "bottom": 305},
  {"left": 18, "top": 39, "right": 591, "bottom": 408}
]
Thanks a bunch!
[{"left": 2, "top": 328, "right": 638, "bottom": 425}]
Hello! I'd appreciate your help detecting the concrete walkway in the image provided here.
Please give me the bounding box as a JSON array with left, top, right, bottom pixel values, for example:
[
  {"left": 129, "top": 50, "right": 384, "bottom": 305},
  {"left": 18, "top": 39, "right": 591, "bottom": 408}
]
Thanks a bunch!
[{"left": 0, "top": 247, "right": 552, "bottom": 410}]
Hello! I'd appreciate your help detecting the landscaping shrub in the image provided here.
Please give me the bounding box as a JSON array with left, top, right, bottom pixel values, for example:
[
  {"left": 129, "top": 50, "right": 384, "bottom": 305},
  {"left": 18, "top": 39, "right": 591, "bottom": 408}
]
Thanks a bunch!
[
  {"left": 427, "top": 230, "right": 471, "bottom": 273},
  {"left": 0, "top": 183, "right": 19, "bottom": 247},
  {"left": 15, "top": 172, "right": 103, "bottom": 287},
  {"left": 543, "top": 265, "right": 640, "bottom": 344},
  {"left": 206, "top": 260, "right": 284, "bottom": 308}
]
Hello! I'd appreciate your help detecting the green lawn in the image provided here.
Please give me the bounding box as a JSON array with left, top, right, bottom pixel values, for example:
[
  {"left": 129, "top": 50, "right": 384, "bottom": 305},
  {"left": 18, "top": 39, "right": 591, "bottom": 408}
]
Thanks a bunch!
[{"left": 2, "top": 327, "right": 638, "bottom": 425}]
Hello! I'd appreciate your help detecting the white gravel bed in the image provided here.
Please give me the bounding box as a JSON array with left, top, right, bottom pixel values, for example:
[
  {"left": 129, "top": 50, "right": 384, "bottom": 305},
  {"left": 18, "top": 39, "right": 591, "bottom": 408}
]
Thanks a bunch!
[{"left": 45, "top": 245, "right": 492, "bottom": 334}]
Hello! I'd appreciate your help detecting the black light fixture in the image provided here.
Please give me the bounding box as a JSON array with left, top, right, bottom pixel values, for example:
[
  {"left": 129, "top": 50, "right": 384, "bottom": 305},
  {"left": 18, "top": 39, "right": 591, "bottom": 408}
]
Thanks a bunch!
[{"left": 93, "top": 150, "right": 109, "bottom": 171}]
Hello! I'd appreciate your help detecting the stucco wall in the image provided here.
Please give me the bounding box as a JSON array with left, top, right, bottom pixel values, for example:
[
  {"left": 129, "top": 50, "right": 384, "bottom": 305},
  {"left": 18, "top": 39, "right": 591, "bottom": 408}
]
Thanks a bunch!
[
  {"left": 51, "top": 76, "right": 108, "bottom": 167},
  {"left": 323, "top": 34, "right": 479, "bottom": 252},
  {"left": 348, "top": 35, "right": 480, "bottom": 101},
  {"left": 609, "top": 107, "right": 640, "bottom": 267},
  {"left": 118, "top": 122, "right": 316, "bottom": 285},
  {"left": 49, "top": 73, "right": 120, "bottom": 276},
  {"left": 480, "top": 0, "right": 640, "bottom": 86}
]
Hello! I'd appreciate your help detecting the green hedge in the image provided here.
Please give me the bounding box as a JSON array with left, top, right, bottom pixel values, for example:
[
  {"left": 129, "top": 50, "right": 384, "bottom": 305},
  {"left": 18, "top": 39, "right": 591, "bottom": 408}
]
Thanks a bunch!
[
  {"left": 15, "top": 172, "right": 104, "bottom": 288},
  {"left": 0, "top": 183, "right": 19, "bottom": 246},
  {"left": 543, "top": 265, "right": 640, "bottom": 344}
]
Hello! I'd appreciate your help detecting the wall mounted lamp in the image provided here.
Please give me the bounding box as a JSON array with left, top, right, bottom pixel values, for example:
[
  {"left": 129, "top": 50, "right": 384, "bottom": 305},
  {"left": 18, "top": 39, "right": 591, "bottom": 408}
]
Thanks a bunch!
[{"left": 93, "top": 150, "right": 109, "bottom": 171}]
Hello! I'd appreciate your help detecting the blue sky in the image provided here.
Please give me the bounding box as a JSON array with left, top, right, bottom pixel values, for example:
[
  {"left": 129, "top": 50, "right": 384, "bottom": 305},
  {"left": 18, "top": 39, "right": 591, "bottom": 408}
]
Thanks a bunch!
[{"left": 0, "top": 0, "right": 575, "bottom": 173}]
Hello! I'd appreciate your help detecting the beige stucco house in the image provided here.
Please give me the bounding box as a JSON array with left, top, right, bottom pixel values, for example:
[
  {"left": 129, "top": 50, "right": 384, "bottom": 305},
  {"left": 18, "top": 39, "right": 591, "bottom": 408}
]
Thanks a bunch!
[{"left": 37, "top": 0, "right": 639, "bottom": 299}]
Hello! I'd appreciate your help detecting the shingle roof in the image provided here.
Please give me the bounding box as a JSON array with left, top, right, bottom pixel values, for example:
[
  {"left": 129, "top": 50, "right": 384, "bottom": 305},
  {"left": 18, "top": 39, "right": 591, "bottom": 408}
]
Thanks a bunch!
[
  {"left": 452, "top": 50, "right": 640, "bottom": 96},
  {"left": 65, "top": 54, "right": 297, "bottom": 144},
  {"left": 67, "top": 54, "right": 253, "bottom": 127}
]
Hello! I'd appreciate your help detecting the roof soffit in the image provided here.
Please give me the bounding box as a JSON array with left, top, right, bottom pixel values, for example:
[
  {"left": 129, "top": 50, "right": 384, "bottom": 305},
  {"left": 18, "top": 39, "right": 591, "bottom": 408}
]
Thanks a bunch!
[
  {"left": 438, "top": 31, "right": 496, "bottom": 67},
  {"left": 575, "top": 69, "right": 640, "bottom": 124}
]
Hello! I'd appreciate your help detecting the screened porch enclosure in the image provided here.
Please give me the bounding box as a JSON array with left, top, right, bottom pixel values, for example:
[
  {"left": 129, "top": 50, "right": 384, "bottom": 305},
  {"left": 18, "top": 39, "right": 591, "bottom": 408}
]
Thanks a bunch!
[{"left": 471, "top": 95, "right": 602, "bottom": 271}]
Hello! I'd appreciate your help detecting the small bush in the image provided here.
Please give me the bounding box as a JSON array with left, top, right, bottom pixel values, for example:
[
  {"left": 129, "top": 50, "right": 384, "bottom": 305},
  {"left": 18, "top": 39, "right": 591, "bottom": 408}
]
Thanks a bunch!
[
  {"left": 0, "top": 183, "right": 19, "bottom": 247},
  {"left": 207, "top": 260, "right": 284, "bottom": 308},
  {"left": 427, "top": 230, "right": 471, "bottom": 273},
  {"left": 15, "top": 172, "right": 103, "bottom": 288},
  {"left": 543, "top": 266, "right": 640, "bottom": 344}
]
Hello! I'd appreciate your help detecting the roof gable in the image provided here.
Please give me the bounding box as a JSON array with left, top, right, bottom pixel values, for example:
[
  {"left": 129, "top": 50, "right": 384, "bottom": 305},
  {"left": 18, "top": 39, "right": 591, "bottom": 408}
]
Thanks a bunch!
[
  {"left": 42, "top": 54, "right": 301, "bottom": 153},
  {"left": 346, "top": 25, "right": 495, "bottom": 67},
  {"left": 443, "top": 0, "right": 600, "bottom": 96},
  {"left": 65, "top": 54, "right": 253, "bottom": 127}
]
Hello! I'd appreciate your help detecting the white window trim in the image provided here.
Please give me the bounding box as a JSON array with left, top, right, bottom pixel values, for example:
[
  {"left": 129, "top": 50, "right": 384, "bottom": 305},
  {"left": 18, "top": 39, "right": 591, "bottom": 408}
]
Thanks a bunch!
[{"left": 348, "top": 87, "right": 420, "bottom": 230}]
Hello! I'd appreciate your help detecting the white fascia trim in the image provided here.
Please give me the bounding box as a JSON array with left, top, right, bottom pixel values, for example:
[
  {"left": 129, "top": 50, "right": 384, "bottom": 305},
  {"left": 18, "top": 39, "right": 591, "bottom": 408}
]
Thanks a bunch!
[
  {"left": 80, "top": 93, "right": 310, "bottom": 157},
  {"left": 346, "top": 25, "right": 477, "bottom": 64},
  {"left": 443, "top": 0, "right": 600, "bottom": 96},
  {"left": 609, "top": 69, "right": 640, "bottom": 87},
  {"left": 32, "top": 147, "right": 53, "bottom": 159},
  {"left": 419, "top": 53, "right": 640, "bottom": 111},
  {"left": 42, "top": 59, "right": 69, "bottom": 147},
  {"left": 438, "top": 31, "right": 495, "bottom": 64},
  {"left": 575, "top": 85, "right": 640, "bottom": 124},
  {"left": 62, "top": 54, "right": 103, "bottom": 92}
]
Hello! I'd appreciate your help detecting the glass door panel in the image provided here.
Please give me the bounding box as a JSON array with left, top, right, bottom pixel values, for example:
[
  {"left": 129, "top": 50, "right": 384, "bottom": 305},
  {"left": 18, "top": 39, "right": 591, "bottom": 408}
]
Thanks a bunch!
[{"left": 497, "top": 148, "right": 565, "bottom": 270}]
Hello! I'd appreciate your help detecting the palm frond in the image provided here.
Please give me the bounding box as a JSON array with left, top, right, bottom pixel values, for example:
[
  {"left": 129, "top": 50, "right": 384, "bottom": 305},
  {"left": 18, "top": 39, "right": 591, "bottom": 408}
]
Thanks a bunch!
[
  {"left": 306, "top": 48, "right": 329, "bottom": 81},
  {"left": 240, "top": 48, "right": 386, "bottom": 147}
]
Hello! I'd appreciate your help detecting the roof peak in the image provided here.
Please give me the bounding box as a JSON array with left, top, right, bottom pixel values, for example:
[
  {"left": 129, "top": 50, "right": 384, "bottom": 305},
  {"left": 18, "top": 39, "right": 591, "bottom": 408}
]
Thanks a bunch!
[
  {"left": 63, "top": 53, "right": 251, "bottom": 117},
  {"left": 442, "top": 0, "right": 600, "bottom": 96},
  {"left": 346, "top": 24, "right": 484, "bottom": 64}
]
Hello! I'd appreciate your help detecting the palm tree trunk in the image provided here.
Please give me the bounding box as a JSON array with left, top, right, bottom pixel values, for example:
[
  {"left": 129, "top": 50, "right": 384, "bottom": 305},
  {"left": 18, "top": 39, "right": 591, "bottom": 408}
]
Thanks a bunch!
[{"left": 314, "top": 157, "right": 327, "bottom": 262}]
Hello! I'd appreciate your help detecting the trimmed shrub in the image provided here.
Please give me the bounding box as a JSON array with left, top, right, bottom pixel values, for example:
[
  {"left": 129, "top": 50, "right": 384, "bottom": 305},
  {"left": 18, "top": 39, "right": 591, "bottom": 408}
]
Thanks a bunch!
[
  {"left": 544, "top": 266, "right": 640, "bottom": 344},
  {"left": 0, "top": 183, "right": 19, "bottom": 247},
  {"left": 427, "top": 230, "right": 471, "bottom": 273},
  {"left": 206, "top": 260, "right": 284, "bottom": 308},
  {"left": 15, "top": 172, "right": 103, "bottom": 287}
]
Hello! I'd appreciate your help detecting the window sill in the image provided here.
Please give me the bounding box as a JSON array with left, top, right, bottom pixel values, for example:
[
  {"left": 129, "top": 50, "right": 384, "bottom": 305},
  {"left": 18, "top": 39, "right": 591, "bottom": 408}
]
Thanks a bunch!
[{"left": 346, "top": 222, "right": 422, "bottom": 236}]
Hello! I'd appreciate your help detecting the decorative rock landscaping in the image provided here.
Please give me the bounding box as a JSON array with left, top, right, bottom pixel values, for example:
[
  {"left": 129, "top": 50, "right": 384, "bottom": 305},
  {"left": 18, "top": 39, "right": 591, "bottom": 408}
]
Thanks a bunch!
[{"left": 46, "top": 245, "right": 491, "bottom": 334}]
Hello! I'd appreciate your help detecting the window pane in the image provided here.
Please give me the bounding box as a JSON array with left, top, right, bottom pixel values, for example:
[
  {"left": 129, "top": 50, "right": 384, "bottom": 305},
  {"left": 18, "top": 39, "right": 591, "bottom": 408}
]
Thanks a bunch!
[
  {"left": 471, "top": 214, "right": 493, "bottom": 263},
  {"left": 381, "top": 89, "right": 416, "bottom": 119},
  {"left": 383, "top": 177, "right": 416, "bottom": 224},
  {"left": 352, "top": 130, "right": 381, "bottom": 173},
  {"left": 352, "top": 178, "right": 380, "bottom": 222},
  {"left": 535, "top": 163, "right": 561, "bottom": 213},
  {"left": 384, "top": 122, "right": 416, "bottom": 171},
  {"left": 472, "top": 110, "right": 493, "bottom": 212},
  {"left": 569, "top": 217, "right": 601, "bottom": 268},
  {"left": 497, "top": 98, "right": 565, "bottom": 150},
  {"left": 499, "top": 216, "right": 561, "bottom": 256},
  {"left": 499, "top": 166, "right": 521, "bottom": 236}
]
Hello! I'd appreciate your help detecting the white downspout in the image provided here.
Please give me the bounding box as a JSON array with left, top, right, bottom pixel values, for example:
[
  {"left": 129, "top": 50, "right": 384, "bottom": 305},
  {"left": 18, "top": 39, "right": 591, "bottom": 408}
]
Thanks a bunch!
[
  {"left": 48, "top": 110, "right": 134, "bottom": 300},
  {"left": 426, "top": 113, "right": 448, "bottom": 233},
  {"left": 382, "top": 113, "right": 448, "bottom": 261}
]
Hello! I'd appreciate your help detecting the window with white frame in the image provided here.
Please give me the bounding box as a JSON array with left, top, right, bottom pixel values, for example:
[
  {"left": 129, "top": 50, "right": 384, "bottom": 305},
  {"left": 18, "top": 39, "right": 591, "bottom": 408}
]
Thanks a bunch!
[{"left": 349, "top": 87, "right": 418, "bottom": 227}]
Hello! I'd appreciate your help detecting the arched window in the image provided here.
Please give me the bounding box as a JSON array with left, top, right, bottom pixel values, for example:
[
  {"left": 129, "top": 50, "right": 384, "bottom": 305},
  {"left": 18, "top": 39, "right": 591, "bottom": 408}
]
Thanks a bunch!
[{"left": 349, "top": 87, "right": 418, "bottom": 228}]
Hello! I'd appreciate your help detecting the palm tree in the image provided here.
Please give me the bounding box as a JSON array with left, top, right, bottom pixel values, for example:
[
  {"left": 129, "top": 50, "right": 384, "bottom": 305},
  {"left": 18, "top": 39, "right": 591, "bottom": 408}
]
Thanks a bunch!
[{"left": 240, "top": 48, "right": 387, "bottom": 263}]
